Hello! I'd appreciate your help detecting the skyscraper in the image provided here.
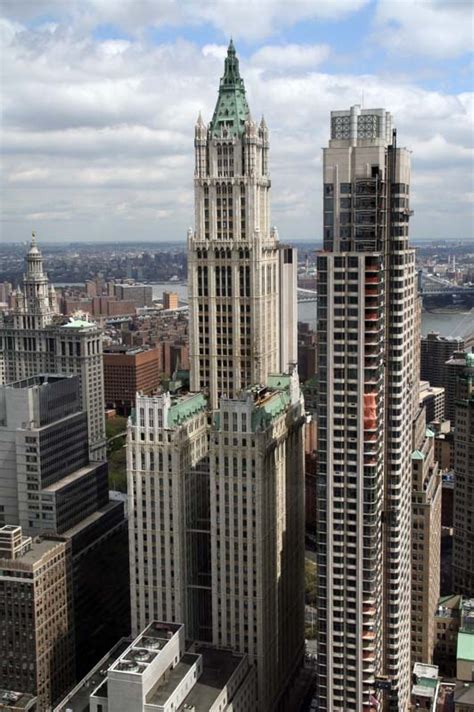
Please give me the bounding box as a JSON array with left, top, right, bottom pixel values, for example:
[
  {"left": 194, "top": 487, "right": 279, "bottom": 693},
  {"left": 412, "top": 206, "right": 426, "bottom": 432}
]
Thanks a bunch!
[
  {"left": 129, "top": 42, "right": 305, "bottom": 711},
  {"left": 316, "top": 105, "right": 418, "bottom": 710},
  {"left": 0, "top": 236, "right": 106, "bottom": 461},
  {"left": 188, "top": 40, "right": 296, "bottom": 410},
  {"left": 452, "top": 353, "right": 474, "bottom": 596}
]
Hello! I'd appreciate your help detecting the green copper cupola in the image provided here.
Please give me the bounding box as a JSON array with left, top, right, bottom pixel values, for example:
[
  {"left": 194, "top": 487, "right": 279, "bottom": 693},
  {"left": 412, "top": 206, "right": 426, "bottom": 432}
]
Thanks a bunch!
[{"left": 210, "top": 40, "right": 250, "bottom": 139}]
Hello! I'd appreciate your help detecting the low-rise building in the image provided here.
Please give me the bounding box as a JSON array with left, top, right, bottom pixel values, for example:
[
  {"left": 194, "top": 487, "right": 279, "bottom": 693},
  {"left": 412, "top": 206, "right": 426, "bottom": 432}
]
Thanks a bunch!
[
  {"left": 434, "top": 594, "right": 462, "bottom": 677},
  {"left": 0, "top": 689, "right": 36, "bottom": 711},
  {"left": 457, "top": 600, "right": 474, "bottom": 682},
  {"left": 54, "top": 621, "right": 257, "bottom": 712},
  {"left": 410, "top": 663, "right": 441, "bottom": 711}
]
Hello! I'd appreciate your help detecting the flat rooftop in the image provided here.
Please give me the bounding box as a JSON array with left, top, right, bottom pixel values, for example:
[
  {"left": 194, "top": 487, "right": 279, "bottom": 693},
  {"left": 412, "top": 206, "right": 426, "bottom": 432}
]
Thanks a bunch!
[
  {"left": 0, "top": 689, "right": 36, "bottom": 711},
  {"left": 53, "top": 639, "right": 130, "bottom": 711},
  {"left": 455, "top": 681, "right": 474, "bottom": 706},
  {"left": 43, "top": 463, "right": 104, "bottom": 493},
  {"left": 0, "top": 536, "right": 64, "bottom": 569},
  {"left": 8, "top": 374, "right": 73, "bottom": 389},
  {"left": 146, "top": 653, "right": 199, "bottom": 706},
  {"left": 457, "top": 631, "right": 474, "bottom": 662},
  {"left": 110, "top": 621, "right": 183, "bottom": 676},
  {"left": 176, "top": 647, "right": 244, "bottom": 711}
]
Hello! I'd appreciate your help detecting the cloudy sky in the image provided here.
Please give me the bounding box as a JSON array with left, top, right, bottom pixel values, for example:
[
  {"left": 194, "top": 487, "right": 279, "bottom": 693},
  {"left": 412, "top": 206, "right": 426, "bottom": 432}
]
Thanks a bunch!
[{"left": 1, "top": 0, "right": 473, "bottom": 243}]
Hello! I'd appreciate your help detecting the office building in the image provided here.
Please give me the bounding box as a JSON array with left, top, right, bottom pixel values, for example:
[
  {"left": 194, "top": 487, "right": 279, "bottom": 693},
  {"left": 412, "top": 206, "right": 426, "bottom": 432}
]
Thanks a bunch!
[
  {"left": 411, "top": 409, "right": 442, "bottom": 664},
  {"left": 128, "top": 374, "right": 305, "bottom": 710},
  {"left": 421, "top": 334, "right": 466, "bottom": 420},
  {"left": 128, "top": 391, "right": 208, "bottom": 636},
  {"left": 209, "top": 373, "right": 305, "bottom": 710},
  {"left": 0, "top": 236, "right": 106, "bottom": 460},
  {"left": 188, "top": 40, "right": 296, "bottom": 409},
  {"left": 421, "top": 332, "right": 465, "bottom": 389},
  {"left": 419, "top": 380, "right": 445, "bottom": 423},
  {"left": 55, "top": 621, "right": 256, "bottom": 712},
  {"left": 298, "top": 322, "right": 317, "bottom": 383},
  {"left": 114, "top": 283, "right": 153, "bottom": 308},
  {"left": 0, "top": 525, "right": 74, "bottom": 710},
  {"left": 128, "top": 41, "right": 306, "bottom": 712},
  {"left": 434, "top": 594, "right": 462, "bottom": 677},
  {"left": 162, "top": 291, "right": 179, "bottom": 310},
  {"left": 453, "top": 354, "right": 474, "bottom": 596},
  {"left": 103, "top": 345, "right": 160, "bottom": 415},
  {"left": 0, "top": 374, "right": 130, "bottom": 679},
  {"left": 316, "top": 105, "right": 418, "bottom": 710},
  {"left": 278, "top": 244, "right": 298, "bottom": 372},
  {"left": 446, "top": 351, "right": 471, "bottom": 422}
]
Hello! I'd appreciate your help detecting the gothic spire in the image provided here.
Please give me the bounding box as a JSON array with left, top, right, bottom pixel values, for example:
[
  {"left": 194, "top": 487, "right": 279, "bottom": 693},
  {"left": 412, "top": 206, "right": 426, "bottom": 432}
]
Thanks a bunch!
[{"left": 209, "top": 39, "right": 250, "bottom": 138}]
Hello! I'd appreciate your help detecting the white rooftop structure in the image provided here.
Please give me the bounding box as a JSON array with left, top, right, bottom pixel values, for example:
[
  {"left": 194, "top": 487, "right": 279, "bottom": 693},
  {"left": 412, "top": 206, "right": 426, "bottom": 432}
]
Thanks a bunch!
[{"left": 54, "top": 621, "right": 256, "bottom": 712}]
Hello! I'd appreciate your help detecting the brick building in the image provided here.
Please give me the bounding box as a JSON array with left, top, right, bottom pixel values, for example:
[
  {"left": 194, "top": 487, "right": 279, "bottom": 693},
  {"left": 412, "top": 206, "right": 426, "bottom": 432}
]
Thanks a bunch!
[{"left": 103, "top": 345, "right": 161, "bottom": 415}]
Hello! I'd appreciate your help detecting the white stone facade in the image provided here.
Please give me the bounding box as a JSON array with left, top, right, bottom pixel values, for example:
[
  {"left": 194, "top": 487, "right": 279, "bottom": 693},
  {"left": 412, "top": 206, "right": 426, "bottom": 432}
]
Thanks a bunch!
[{"left": 0, "top": 237, "right": 106, "bottom": 461}]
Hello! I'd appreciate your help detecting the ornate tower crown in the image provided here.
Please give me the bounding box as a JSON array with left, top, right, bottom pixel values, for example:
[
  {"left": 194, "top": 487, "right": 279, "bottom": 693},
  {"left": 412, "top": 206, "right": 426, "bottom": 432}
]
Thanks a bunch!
[{"left": 210, "top": 40, "right": 250, "bottom": 139}]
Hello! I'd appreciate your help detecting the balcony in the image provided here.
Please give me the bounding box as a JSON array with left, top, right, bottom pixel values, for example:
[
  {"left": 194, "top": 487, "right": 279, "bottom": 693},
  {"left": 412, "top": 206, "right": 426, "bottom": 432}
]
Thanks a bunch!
[{"left": 362, "top": 603, "right": 377, "bottom": 616}]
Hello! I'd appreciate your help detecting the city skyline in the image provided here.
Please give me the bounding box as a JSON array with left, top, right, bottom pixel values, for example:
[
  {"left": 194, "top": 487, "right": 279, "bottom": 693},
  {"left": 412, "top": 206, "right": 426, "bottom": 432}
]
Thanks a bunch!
[{"left": 1, "top": 0, "right": 473, "bottom": 244}]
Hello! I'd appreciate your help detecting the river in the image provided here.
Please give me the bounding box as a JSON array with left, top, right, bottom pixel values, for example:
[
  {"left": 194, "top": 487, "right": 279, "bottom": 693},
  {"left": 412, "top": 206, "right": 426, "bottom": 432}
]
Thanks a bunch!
[
  {"left": 58, "top": 281, "right": 473, "bottom": 339},
  {"left": 297, "top": 301, "right": 473, "bottom": 339}
]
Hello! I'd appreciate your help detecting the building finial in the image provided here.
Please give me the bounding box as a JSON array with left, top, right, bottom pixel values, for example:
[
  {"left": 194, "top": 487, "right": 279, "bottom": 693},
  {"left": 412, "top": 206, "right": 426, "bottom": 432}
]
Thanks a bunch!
[
  {"left": 196, "top": 111, "right": 205, "bottom": 128},
  {"left": 228, "top": 38, "right": 235, "bottom": 55}
]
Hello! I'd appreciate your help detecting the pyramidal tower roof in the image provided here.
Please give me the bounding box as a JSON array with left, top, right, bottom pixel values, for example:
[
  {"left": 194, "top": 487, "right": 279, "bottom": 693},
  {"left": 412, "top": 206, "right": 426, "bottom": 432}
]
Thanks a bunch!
[{"left": 210, "top": 39, "right": 250, "bottom": 139}]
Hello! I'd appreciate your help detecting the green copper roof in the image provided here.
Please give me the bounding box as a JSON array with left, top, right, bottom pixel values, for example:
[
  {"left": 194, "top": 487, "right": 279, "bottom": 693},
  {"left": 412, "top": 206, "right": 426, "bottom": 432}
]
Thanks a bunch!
[
  {"left": 426, "top": 427, "right": 435, "bottom": 438},
  {"left": 167, "top": 393, "right": 207, "bottom": 427},
  {"left": 210, "top": 39, "right": 250, "bottom": 138},
  {"left": 457, "top": 631, "right": 474, "bottom": 661},
  {"left": 267, "top": 374, "right": 292, "bottom": 390},
  {"left": 412, "top": 449, "right": 425, "bottom": 460},
  {"left": 251, "top": 391, "right": 290, "bottom": 431},
  {"left": 62, "top": 318, "right": 95, "bottom": 328}
]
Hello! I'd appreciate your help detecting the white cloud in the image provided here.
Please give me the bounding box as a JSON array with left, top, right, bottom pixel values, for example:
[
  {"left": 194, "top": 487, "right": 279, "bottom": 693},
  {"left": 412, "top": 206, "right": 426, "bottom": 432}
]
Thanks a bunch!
[
  {"left": 0, "top": 0, "right": 370, "bottom": 39},
  {"left": 374, "top": 0, "right": 474, "bottom": 58},
  {"left": 0, "top": 6, "right": 473, "bottom": 243},
  {"left": 251, "top": 44, "right": 330, "bottom": 70}
]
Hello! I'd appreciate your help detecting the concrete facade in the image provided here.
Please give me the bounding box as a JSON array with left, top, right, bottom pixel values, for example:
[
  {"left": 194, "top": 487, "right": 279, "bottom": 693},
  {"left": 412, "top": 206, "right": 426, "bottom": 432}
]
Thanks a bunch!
[
  {"left": 453, "top": 355, "right": 474, "bottom": 596},
  {"left": 316, "top": 105, "right": 418, "bottom": 710},
  {"left": 55, "top": 621, "right": 257, "bottom": 712},
  {"left": 0, "top": 237, "right": 106, "bottom": 461},
  {"left": 411, "top": 410, "right": 442, "bottom": 664},
  {"left": 0, "top": 525, "right": 75, "bottom": 710}
]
